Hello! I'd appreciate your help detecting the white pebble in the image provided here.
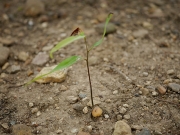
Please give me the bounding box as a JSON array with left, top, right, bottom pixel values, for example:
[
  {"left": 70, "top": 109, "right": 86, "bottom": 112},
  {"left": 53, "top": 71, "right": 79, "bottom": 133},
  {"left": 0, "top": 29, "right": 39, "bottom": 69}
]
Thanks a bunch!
[
  {"left": 36, "top": 111, "right": 41, "bottom": 116},
  {"left": 29, "top": 102, "right": 34, "bottom": 107},
  {"left": 123, "top": 104, "right": 129, "bottom": 108},
  {"left": 113, "top": 90, "right": 118, "bottom": 95},
  {"left": 104, "top": 114, "right": 109, "bottom": 119},
  {"left": 83, "top": 107, "right": 88, "bottom": 114},
  {"left": 152, "top": 91, "right": 158, "bottom": 96}
]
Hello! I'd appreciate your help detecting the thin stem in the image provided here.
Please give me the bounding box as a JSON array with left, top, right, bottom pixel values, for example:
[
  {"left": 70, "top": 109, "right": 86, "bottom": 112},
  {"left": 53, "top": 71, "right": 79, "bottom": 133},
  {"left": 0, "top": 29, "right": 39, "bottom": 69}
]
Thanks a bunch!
[{"left": 84, "top": 37, "right": 94, "bottom": 107}]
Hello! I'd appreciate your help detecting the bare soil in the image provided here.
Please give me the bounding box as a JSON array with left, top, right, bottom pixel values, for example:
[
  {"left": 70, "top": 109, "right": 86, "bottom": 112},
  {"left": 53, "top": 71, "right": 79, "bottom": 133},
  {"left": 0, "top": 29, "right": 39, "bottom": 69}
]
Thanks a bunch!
[{"left": 0, "top": 0, "right": 180, "bottom": 135}]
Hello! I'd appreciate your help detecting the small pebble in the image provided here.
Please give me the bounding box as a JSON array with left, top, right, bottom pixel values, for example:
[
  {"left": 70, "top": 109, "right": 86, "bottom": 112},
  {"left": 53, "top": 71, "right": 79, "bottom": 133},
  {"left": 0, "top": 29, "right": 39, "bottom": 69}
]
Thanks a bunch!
[
  {"left": 71, "top": 128, "right": 78, "bottom": 133},
  {"left": 60, "top": 85, "right": 68, "bottom": 91},
  {"left": 66, "top": 96, "right": 78, "bottom": 104},
  {"left": 79, "top": 92, "right": 87, "bottom": 99},
  {"left": 2, "top": 62, "right": 9, "bottom": 70},
  {"left": 163, "top": 79, "right": 172, "bottom": 84},
  {"left": 119, "top": 107, "right": 127, "bottom": 114},
  {"left": 56, "top": 129, "right": 63, "bottom": 134},
  {"left": 124, "top": 114, "right": 130, "bottom": 120},
  {"left": 143, "top": 72, "right": 149, "bottom": 77},
  {"left": 36, "top": 111, "right": 41, "bottom": 116},
  {"left": 29, "top": 102, "right": 34, "bottom": 107},
  {"left": 113, "top": 90, "right": 118, "bottom": 94},
  {"left": 73, "top": 103, "right": 84, "bottom": 112},
  {"left": 136, "top": 128, "right": 151, "bottom": 135},
  {"left": 86, "top": 125, "right": 93, "bottom": 132},
  {"left": 152, "top": 91, "right": 158, "bottom": 96},
  {"left": 104, "top": 114, "right": 109, "bottom": 119},
  {"left": 92, "top": 106, "right": 103, "bottom": 117},
  {"left": 123, "top": 104, "right": 129, "bottom": 108},
  {"left": 156, "top": 85, "right": 166, "bottom": 94},
  {"left": 167, "top": 69, "right": 175, "bottom": 75},
  {"left": 31, "top": 107, "right": 38, "bottom": 113},
  {"left": 168, "top": 83, "right": 180, "bottom": 93},
  {"left": 83, "top": 106, "right": 88, "bottom": 114},
  {"left": 140, "top": 88, "right": 149, "bottom": 95}
]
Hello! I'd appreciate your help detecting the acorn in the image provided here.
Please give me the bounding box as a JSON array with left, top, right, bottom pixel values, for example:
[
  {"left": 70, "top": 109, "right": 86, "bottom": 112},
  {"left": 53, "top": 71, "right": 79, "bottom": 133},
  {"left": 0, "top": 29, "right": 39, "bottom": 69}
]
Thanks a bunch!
[{"left": 92, "top": 106, "right": 103, "bottom": 117}]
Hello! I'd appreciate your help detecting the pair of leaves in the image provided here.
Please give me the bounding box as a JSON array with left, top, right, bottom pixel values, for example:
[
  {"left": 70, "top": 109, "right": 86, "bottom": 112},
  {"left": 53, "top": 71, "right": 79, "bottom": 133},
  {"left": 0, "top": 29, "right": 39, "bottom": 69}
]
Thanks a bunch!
[{"left": 27, "top": 13, "right": 113, "bottom": 85}]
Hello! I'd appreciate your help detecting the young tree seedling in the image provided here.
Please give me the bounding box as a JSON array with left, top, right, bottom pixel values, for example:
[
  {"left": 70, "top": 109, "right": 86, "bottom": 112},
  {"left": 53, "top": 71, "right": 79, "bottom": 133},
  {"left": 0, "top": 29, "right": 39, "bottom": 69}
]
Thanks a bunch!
[{"left": 27, "top": 13, "right": 113, "bottom": 112}]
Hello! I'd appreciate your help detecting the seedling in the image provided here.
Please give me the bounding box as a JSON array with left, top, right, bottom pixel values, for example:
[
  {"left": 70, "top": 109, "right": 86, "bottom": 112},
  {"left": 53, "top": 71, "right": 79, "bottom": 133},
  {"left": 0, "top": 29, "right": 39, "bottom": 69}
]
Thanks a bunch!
[{"left": 27, "top": 13, "right": 113, "bottom": 107}]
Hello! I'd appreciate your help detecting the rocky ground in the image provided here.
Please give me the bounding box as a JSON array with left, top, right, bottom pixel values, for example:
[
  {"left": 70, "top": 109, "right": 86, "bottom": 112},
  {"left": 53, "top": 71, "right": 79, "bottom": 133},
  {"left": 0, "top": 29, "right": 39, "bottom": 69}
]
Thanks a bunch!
[{"left": 0, "top": 0, "right": 180, "bottom": 135}]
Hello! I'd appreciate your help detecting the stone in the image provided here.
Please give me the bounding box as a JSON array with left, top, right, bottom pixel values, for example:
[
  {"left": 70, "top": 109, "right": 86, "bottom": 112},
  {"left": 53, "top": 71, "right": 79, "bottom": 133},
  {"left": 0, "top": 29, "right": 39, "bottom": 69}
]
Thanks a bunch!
[
  {"left": 168, "top": 83, "right": 180, "bottom": 93},
  {"left": 113, "top": 90, "right": 119, "bottom": 94},
  {"left": 140, "top": 88, "right": 149, "bottom": 95},
  {"left": 1, "top": 123, "right": 9, "bottom": 130},
  {"left": 104, "top": 114, "right": 109, "bottom": 119},
  {"left": 56, "top": 129, "right": 63, "bottom": 134},
  {"left": 119, "top": 107, "right": 127, "bottom": 114},
  {"left": 142, "top": 72, "right": 148, "bottom": 77},
  {"left": 60, "top": 85, "right": 68, "bottom": 91},
  {"left": 66, "top": 96, "right": 78, "bottom": 104},
  {"left": 152, "top": 91, "right": 158, "bottom": 96},
  {"left": 73, "top": 103, "right": 84, "bottom": 111},
  {"left": 131, "top": 125, "right": 143, "bottom": 130},
  {"left": 32, "top": 52, "right": 49, "bottom": 66},
  {"left": 24, "top": 0, "right": 45, "bottom": 17},
  {"left": 7, "top": 65, "right": 21, "bottom": 73},
  {"left": 92, "top": 106, "right": 103, "bottom": 117},
  {"left": 123, "top": 104, "right": 129, "bottom": 108},
  {"left": 77, "top": 131, "right": 90, "bottom": 135},
  {"left": 41, "top": 22, "right": 48, "bottom": 28},
  {"left": 29, "top": 102, "right": 34, "bottom": 107},
  {"left": 71, "top": 128, "right": 78, "bottom": 133},
  {"left": 163, "top": 79, "right": 172, "bottom": 84},
  {"left": 31, "top": 107, "right": 38, "bottom": 113},
  {"left": 42, "top": 45, "right": 53, "bottom": 51},
  {"left": 132, "top": 29, "right": 149, "bottom": 38},
  {"left": 142, "top": 22, "right": 153, "bottom": 30},
  {"left": 0, "top": 46, "right": 10, "bottom": 66},
  {"left": 79, "top": 92, "right": 87, "bottom": 99},
  {"left": 2, "top": 62, "right": 9, "bottom": 70},
  {"left": 36, "top": 111, "right": 41, "bottom": 116},
  {"left": 136, "top": 128, "right": 151, "bottom": 135},
  {"left": 156, "top": 85, "right": 166, "bottom": 94},
  {"left": 86, "top": 125, "right": 93, "bottom": 132},
  {"left": 113, "top": 120, "right": 132, "bottom": 135},
  {"left": 95, "top": 22, "right": 116, "bottom": 34},
  {"left": 167, "top": 69, "right": 175, "bottom": 75},
  {"left": 124, "top": 114, "right": 130, "bottom": 120},
  {"left": 12, "top": 124, "right": 32, "bottom": 135},
  {"left": 83, "top": 106, "right": 88, "bottom": 114},
  {"left": 0, "top": 37, "right": 14, "bottom": 46},
  {"left": 35, "top": 65, "right": 68, "bottom": 83},
  {"left": 18, "top": 51, "right": 29, "bottom": 62}
]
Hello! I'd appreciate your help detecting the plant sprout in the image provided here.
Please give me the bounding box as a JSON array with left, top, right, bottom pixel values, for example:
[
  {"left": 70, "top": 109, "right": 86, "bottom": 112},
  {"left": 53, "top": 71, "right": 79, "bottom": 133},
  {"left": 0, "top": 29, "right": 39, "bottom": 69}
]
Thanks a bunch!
[{"left": 27, "top": 13, "right": 113, "bottom": 107}]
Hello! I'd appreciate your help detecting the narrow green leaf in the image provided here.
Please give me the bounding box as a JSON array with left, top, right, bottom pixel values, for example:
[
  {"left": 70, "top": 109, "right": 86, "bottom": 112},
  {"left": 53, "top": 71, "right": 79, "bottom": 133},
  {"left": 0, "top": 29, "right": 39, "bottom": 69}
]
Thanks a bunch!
[
  {"left": 26, "top": 56, "right": 80, "bottom": 85},
  {"left": 50, "top": 33, "right": 85, "bottom": 58},
  {"left": 90, "top": 13, "right": 113, "bottom": 50}
]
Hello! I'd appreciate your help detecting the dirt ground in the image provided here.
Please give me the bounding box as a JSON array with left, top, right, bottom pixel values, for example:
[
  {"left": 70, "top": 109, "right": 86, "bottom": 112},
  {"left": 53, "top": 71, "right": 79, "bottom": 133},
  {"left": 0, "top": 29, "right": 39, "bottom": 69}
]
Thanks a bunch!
[{"left": 0, "top": 0, "right": 180, "bottom": 135}]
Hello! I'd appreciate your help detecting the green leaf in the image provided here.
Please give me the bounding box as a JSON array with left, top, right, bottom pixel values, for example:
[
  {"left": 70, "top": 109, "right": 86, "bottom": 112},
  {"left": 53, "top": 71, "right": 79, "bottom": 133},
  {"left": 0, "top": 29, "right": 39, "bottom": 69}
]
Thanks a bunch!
[
  {"left": 26, "top": 56, "right": 80, "bottom": 85},
  {"left": 50, "top": 32, "right": 85, "bottom": 58},
  {"left": 90, "top": 13, "right": 113, "bottom": 50}
]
